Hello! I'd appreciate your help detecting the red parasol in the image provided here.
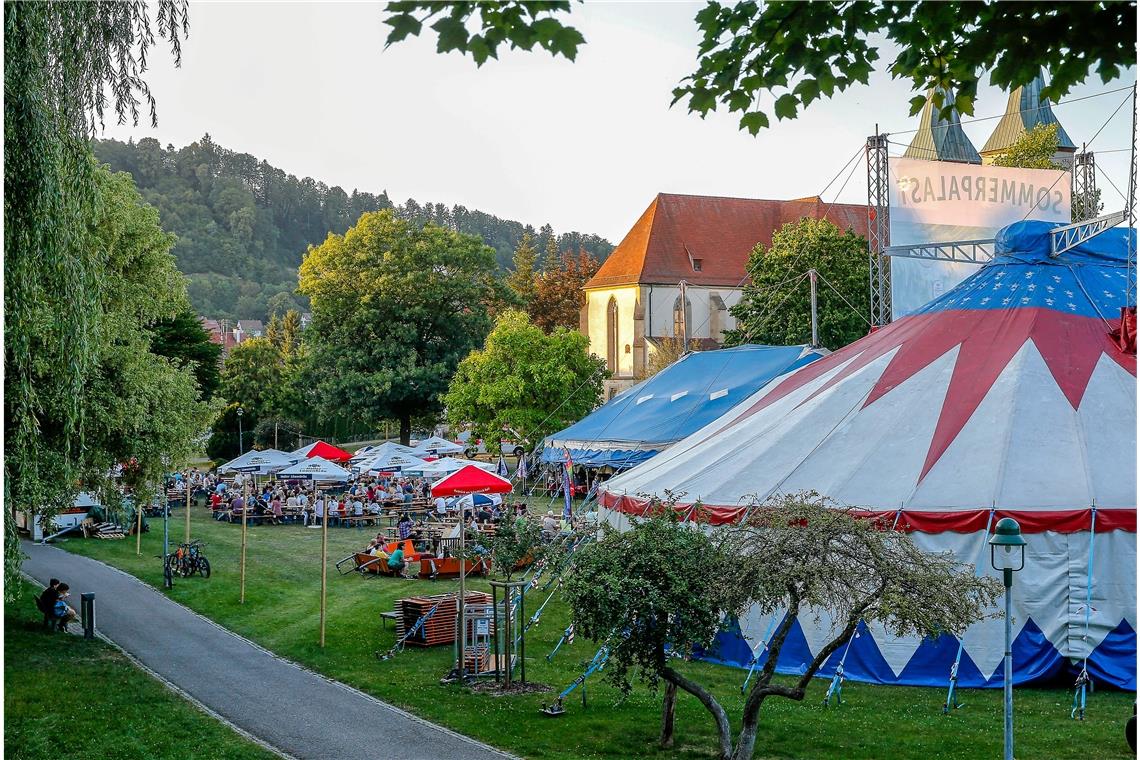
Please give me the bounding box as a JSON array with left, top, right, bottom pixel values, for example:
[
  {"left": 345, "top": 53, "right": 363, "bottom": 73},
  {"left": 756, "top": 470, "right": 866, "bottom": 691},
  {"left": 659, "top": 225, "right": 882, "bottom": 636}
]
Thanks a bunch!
[
  {"left": 431, "top": 464, "right": 513, "bottom": 497},
  {"left": 304, "top": 440, "right": 353, "bottom": 462}
]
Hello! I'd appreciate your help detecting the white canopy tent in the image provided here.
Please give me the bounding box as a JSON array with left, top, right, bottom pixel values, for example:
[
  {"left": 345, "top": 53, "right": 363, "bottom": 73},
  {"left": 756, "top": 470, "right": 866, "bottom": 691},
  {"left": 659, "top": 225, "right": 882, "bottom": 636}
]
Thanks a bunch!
[
  {"left": 352, "top": 441, "right": 420, "bottom": 469},
  {"left": 219, "top": 449, "right": 297, "bottom": 474},
  {"left": 412, "top": 435, "right": 464, "bottom": 455},
  {"left": 276, "top": 456, "right": 351, "bottom": 482},
  {"left": 362, "top": 450, "right": 430, "bottom": 475},
  {"left": 418, "top": 457, "right": 496, "bottom": 477}
]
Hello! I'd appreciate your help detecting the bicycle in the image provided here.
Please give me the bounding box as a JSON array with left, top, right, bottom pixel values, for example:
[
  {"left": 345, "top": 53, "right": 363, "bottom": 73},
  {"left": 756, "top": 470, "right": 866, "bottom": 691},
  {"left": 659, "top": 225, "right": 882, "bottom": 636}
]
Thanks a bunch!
[{"left": 167, "top": 540, "right": 212, "bottom": 578}]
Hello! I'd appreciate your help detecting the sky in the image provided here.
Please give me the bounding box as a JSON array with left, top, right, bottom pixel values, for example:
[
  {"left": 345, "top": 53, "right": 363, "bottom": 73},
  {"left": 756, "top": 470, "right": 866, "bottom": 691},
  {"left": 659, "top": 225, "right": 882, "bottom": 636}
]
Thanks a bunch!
[{"left": 103, "top": 2, "right": 1137, "bottom": 243}]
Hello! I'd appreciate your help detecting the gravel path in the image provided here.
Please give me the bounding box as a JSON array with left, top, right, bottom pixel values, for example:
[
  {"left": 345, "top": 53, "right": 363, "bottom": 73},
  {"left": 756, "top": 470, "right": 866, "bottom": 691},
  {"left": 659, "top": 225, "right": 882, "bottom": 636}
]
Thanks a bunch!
[{"left": 21, "top": 541, "right": 514, "bottom": 760}]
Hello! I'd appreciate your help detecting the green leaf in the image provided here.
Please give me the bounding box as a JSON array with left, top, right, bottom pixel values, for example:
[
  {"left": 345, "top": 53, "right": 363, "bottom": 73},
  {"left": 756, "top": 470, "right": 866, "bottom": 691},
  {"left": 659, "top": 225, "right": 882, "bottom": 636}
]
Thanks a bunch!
[
  {"left": 432, "top": 16, "right": 469, "bottom": 53},
  {"left": 385, "top": 13, "right": 423, "bottom": 46},
  {"left": 739, "top": 110, "right": 770, "bottom": 134},
  {"left": 793, "top": 78, "right": 820, "bottom": 106},
  {"left": 773, "top": 93, "right": 798, "bottom": 120}
]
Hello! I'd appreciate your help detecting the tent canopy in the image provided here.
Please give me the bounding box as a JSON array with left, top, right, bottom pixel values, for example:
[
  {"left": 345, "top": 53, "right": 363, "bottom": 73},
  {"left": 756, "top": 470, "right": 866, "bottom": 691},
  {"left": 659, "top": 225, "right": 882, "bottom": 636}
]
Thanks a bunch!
[
  {"left": 292, "top": 440, "right": 353, "bottom": 462},
  {"left": 362, "top": 450, "right": 429, "bottom": 474},
  {"left": 420, "top": 457, "right": 495, "bottom": 476},
  {"left": 432, "top": 465, "right": 513, "bottom": 497},
  {"left": 219, "top": 448, "right": 296, "bottom": 474},
  {"left": 276, "top": 456, "right": 351, "bottom": 482},
  {"left": 412, "top": 436, "right": 464, "bottom": 455},
  {"left": 541, "top": 344, "right": 825, "bottom": 469},
  {"left": 352, "top": 441, "right": 418, "bottom": 468},
  {"left": 599, "top": 220, "right": 1136, "bottom": 691}
]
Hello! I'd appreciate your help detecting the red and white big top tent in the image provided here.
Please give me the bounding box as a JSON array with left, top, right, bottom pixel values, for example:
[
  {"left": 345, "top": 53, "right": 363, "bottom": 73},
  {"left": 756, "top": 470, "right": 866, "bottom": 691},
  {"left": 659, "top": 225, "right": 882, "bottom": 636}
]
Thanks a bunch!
[{"left": 598, "top": 221, "right": 1136, "bottom": 690}]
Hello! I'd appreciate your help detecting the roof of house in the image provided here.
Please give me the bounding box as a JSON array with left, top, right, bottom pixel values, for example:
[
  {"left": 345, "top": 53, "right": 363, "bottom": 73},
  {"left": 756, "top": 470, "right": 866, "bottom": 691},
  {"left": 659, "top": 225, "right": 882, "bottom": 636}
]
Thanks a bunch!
[
  {"left": 980, "top": 72, "right": 1076, "bottom": 155},
  {"left": 584, "top": 193, "right": 868, "bottom": 289},
  {"left": 237, "top": 319, "right": 264, "bottom": 333},
  {"left": 903, "top": 88, "right": 981, "bottom": 164}
]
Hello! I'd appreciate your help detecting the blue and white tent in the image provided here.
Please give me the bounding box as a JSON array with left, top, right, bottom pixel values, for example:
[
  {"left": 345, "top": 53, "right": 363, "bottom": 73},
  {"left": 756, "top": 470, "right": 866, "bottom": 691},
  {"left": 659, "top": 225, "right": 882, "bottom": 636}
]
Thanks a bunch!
[{"left": 541, "top": 345, "right": 826, "bottom": 470}]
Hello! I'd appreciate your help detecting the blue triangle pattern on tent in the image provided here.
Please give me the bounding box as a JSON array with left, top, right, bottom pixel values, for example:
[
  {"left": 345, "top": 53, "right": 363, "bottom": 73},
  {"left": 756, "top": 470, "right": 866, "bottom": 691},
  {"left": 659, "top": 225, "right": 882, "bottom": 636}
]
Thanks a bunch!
[
  {"left": 1075, "top": 619, "right": 1136, "bottom": 691},
  {"left": 815, "top": 620, "right": 901, "bottom": 685},
  {"left": 896, "top": 632, "right": 987, "bottom": 688},
  {"left": 695, "top": 616, "right": 1136, "bottom": 692}
]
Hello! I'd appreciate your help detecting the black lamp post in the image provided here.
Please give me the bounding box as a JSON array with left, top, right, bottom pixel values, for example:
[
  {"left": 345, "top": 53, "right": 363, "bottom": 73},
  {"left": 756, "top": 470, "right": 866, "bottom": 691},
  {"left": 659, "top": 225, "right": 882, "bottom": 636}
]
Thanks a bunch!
[
  {"left": 988, "top": 517, "right": 1026, "bottom": 760},
  {"left": 237, "top": 406, "right": 245, "bottom": 455}
]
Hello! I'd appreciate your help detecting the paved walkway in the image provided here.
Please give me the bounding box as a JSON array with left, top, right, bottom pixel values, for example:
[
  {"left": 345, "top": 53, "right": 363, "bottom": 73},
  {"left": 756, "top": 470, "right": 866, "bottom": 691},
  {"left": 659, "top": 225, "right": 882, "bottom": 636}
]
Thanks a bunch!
[{"left": 21, "top": 541, "right": 513, "bottom": 760}]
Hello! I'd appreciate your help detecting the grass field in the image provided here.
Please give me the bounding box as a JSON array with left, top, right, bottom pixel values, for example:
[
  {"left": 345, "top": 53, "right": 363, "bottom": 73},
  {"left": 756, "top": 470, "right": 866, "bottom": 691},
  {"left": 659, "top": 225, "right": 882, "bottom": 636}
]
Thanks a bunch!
[
  {"left": 4, "top": 579, "right": 275, "bottom": 760},
  {"left": 56, "top": 507, "right": 1133, "bottom": 759}
]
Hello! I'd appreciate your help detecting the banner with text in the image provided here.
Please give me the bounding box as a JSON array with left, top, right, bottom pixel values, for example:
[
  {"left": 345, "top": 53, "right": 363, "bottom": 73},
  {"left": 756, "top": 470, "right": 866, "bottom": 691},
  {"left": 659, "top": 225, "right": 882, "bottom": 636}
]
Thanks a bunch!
[{"left": 888, "top": 158, "right": 1071, "bottom": 316}]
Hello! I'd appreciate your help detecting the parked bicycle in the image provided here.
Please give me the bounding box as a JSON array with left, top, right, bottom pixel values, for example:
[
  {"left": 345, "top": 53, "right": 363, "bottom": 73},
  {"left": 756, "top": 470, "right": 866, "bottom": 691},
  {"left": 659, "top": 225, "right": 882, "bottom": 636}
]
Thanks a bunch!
[{"left": 165, "top": 539, "right": 212, "bottom": 578}]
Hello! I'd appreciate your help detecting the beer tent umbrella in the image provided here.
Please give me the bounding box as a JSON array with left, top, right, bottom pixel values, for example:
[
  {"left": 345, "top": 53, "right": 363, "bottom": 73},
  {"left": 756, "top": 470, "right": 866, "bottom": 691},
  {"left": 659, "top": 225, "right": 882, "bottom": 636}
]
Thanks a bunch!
[
  {"left": 432, "top": 465, "right": 514, "bottom": 680},
  {"left": 218, "top": 448, "right": 296, "bottom": 474},
  {"left": 419, "top": 457, "right": 497, "bottom": 477},
  {"left": 352, "top": 441, "right": 420, "bottom": 470},
  {"left": 412, "top": 436, "right": 465, "bottom": 456},
  {"left": 291, "top": 440, "right": 353, "bottom": 462},
  {"left": 362, "top": 450, "right": 431, "bottom": 475},
  {"left": 276, "top": 455, "right": 351, "bottom": 648}
]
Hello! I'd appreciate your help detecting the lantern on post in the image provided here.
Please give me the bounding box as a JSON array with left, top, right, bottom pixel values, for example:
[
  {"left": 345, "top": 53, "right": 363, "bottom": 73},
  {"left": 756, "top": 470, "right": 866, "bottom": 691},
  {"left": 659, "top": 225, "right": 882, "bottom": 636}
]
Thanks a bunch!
[{"left": 988, "top": 517, "right": 1026, "bottom": 760}]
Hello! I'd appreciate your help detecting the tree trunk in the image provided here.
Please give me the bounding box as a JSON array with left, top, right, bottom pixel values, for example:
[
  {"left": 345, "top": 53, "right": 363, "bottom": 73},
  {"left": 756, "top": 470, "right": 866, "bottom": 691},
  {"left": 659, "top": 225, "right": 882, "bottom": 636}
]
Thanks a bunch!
[
  {"left": 663, "top": 666, "right": 733, "bottom": 760},
  {"left": 399, "top": 414, "right": 411, "bottom": 446},
  {"left": 731, "top": 717, "right": 760, "bottom": 760},
  {"left": 659, "top": 681, "right": 677, "bottom": 748}
]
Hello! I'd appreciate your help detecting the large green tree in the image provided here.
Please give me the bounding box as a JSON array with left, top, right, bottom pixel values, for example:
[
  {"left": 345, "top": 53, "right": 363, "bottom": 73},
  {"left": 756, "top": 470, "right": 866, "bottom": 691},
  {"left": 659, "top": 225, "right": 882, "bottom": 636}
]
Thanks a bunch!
[
  {"left": 506, "top": 232, "right": 538, "bottom": 307},
  {"left": 220, "top": 337, "right": 285, "bottom": 426},
  {"left": 299, "top": 209, "right": 501, "bottom": 444},
  {"left": 151, "top": 309, "right": 223, "bottom": 400},
  {"left": 384, "top": 2, "right": 1134, "bottom": 133},
  {"left": 79, "top": 168, "right": 217, "bottom": 514},
  {"left": 4, "top": 0, "right": 188, "bottom": 594},
  {"left": 724, "top": 218, "right": 869, "bottom": 350},
  {"left": 445, "top": 309, "right": 606, "bottom": 451}
]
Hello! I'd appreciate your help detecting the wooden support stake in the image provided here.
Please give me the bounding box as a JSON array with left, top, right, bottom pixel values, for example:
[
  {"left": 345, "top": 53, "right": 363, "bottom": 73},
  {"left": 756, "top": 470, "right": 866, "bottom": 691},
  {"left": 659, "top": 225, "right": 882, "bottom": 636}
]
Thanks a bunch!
[
  {"left": 320, "top": 488, "right": 328, "bottom": 648},
  {"left": 240, "top": 479, "right": 249, "bottom": 604},
  {"left": 185, "top": 472, "right": 191, "bottom": 543}
]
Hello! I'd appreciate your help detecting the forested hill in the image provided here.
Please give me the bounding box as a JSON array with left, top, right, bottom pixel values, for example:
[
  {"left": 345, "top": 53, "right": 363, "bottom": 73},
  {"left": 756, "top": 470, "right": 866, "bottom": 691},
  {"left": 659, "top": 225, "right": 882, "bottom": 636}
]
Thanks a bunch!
[{"left": 93, "top": 135, "right": 613, "bottom": 322}]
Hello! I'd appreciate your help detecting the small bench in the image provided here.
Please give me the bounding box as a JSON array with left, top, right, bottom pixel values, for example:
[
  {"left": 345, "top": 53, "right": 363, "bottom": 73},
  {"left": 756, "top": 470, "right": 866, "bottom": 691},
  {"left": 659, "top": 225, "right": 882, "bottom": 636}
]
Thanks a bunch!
[{"left": 380, "top": 610, "right": 400, "bottom": 629}]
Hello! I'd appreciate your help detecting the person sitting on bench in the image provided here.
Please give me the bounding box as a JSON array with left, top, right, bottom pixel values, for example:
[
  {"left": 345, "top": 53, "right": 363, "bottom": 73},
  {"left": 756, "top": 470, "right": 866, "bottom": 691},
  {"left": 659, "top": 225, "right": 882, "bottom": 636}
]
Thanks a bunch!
[{"left": 387, "top": 545, "right": 408, "bottom": 578}]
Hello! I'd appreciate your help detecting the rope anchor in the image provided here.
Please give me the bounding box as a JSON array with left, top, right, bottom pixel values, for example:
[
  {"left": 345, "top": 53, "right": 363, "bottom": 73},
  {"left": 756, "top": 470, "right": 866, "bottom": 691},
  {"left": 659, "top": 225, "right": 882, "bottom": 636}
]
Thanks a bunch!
[{"left": 1071, "top": 668, "right": 1093, "bottom": 721}]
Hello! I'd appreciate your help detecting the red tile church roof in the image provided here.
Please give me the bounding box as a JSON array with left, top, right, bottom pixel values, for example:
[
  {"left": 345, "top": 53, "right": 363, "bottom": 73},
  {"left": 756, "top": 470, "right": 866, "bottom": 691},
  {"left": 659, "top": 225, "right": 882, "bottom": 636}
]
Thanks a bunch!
[{"left": 585, "top": 193, "right": 868, "bottom": 289}]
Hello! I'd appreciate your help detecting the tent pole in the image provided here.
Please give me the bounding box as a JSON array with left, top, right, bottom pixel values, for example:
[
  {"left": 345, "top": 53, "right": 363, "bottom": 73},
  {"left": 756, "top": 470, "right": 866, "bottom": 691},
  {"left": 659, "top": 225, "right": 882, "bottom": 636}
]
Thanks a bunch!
[
  {"left": 458, "top": 514, "right": 467, "bottom": 681},
  {"left": 809, "top": 269, "right": 820, "bottom": 348},
  {"left": 135, "top": 491, "right": 143, "bottom": 556},
  {"left": 185, "top": 470, "right": 191, "bottom": 543},
  {"left": 240, "top": 478, "right": 249, "bottom": 604},
  {"left": 320, "top": 486, "right": 328, "bottom": 648}
]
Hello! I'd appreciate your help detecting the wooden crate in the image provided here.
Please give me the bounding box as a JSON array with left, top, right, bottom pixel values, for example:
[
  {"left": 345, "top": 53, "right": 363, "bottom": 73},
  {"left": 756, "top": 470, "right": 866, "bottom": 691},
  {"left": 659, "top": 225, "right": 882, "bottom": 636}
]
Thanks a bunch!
[{"left": 393, "top": 592, "right": 491, "bottom": 647}]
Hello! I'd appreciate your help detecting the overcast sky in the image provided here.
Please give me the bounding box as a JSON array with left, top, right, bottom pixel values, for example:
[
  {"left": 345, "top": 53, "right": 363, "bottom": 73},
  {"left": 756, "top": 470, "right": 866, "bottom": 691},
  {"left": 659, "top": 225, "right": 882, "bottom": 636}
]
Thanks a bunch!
[{"left": 103, "top": 2, "right": 1136, "bottom": 243}]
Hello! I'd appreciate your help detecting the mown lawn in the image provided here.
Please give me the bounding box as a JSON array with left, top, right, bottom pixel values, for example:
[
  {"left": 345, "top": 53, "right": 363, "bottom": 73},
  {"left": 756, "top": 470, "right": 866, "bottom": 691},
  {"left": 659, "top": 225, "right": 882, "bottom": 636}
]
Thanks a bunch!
[
  {"left": 4, "top": 579, "right": 275, "bottom": 760},
  {"left": 59, "top": 507, "right": 1133, "bottom": 759}
]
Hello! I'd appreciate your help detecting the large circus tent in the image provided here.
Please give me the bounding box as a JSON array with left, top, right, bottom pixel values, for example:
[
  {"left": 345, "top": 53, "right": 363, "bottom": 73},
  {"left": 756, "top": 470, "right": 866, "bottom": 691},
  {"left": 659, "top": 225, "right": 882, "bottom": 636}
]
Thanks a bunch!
[{"left": 598, "top": 220, "right": 1136, "bottom": 690}]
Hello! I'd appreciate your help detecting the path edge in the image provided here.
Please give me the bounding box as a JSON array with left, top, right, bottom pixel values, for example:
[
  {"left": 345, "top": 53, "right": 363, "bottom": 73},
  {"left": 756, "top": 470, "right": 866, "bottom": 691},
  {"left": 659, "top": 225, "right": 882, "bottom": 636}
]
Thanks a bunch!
[
  {"left": 19, "top": 570, "right": 296, "bottom": 760},
  {"left": 23, "top": 543, "right": 520, "bottom": 760}
]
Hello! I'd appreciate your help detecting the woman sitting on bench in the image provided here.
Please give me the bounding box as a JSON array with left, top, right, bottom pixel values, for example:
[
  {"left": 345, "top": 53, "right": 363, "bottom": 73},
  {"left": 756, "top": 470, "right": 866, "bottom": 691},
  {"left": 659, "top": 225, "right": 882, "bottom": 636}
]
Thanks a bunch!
[{"left": 387, "top": 545, "right": 408, "bottom": 578}]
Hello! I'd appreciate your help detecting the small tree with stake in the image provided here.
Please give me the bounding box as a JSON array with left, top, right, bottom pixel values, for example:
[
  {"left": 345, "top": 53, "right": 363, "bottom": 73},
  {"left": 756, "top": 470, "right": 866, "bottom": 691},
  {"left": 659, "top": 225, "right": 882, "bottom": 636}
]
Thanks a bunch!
[{"left": 565, "top": 492, "right": 1003, "bottom": 760}]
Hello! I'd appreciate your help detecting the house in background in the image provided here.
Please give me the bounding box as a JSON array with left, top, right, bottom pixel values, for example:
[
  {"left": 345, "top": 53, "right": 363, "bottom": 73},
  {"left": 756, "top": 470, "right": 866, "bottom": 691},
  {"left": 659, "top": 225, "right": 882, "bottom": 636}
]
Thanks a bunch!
[
  {"left": 581, "top": 193, "right": 868, "bottom": 398},
  {"left": 233, "top": 319, "right": 264, "bottom": 344}
]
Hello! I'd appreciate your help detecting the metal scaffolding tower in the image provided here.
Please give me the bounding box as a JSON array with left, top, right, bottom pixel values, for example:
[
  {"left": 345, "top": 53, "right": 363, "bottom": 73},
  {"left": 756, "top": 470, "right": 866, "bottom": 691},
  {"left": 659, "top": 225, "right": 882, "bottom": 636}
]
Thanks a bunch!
[
  {"left": 1071, "top": 148, "right": 1098, "bottom": 222},
  {"left": 1127, "top": 84, "right": 1137, "bottom": 309},
  {"left": 866, "top": 132, "right": 891, "bottom": 326}
]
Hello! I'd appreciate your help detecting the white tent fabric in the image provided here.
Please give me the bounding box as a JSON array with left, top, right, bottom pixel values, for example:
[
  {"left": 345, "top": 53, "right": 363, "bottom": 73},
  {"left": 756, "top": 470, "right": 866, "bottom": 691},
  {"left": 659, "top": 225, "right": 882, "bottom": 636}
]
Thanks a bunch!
[
  {"left": 352, "top": 441, "right": 419, "bottom": 469},
  {"left": 599, "top": 221, "right": 1136, "bottom": 690},
  {"left": 362, "top": 450, "right": 430, "bottom": 474},
  {"left": 419, "top": 457, "right": 495, "bottom": 476},
  {"left": 219, "top": 449, "right": 296, "bottom": 474},
  {"left": 276, "top": 456, "right": 350, "bottom": 482},
  {"left": 412, "top": 436, "right": 464, "bottom": 455}
]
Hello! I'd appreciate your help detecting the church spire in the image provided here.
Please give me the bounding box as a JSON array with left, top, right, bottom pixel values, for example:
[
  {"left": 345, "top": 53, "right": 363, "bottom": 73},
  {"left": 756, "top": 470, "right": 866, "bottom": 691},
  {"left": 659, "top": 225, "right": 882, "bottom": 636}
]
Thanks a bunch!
[
  {"left": 980, "top": 69, "right": 1077, "bottom": 163},
  {"left": 903, "top": 87, "right": 981, "bottom": 164}
]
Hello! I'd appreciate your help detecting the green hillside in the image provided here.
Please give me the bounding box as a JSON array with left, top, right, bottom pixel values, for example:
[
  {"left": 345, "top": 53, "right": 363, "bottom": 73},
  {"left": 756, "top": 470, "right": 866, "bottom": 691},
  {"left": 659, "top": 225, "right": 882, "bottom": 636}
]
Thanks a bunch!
[{"left": 93, "top": 135, "right": 612, "bottom": 322}]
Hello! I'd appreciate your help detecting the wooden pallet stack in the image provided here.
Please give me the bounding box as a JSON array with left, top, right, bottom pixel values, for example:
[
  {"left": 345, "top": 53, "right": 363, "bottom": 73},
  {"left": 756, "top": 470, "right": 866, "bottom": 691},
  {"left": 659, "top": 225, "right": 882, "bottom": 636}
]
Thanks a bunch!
[
  {"left": 81, "top": 519, "right": 125, "bottom": 540},
  {"left": 393, "top": 592, "right": 491, "bottom": 647}
]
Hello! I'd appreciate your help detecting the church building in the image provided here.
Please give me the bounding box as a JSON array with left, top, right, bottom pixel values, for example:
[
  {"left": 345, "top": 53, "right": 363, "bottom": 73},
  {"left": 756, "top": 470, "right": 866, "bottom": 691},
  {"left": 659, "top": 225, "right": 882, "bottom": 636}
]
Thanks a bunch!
[{"left": 581, "top": 193, "right": 866, "bottom": 397}]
